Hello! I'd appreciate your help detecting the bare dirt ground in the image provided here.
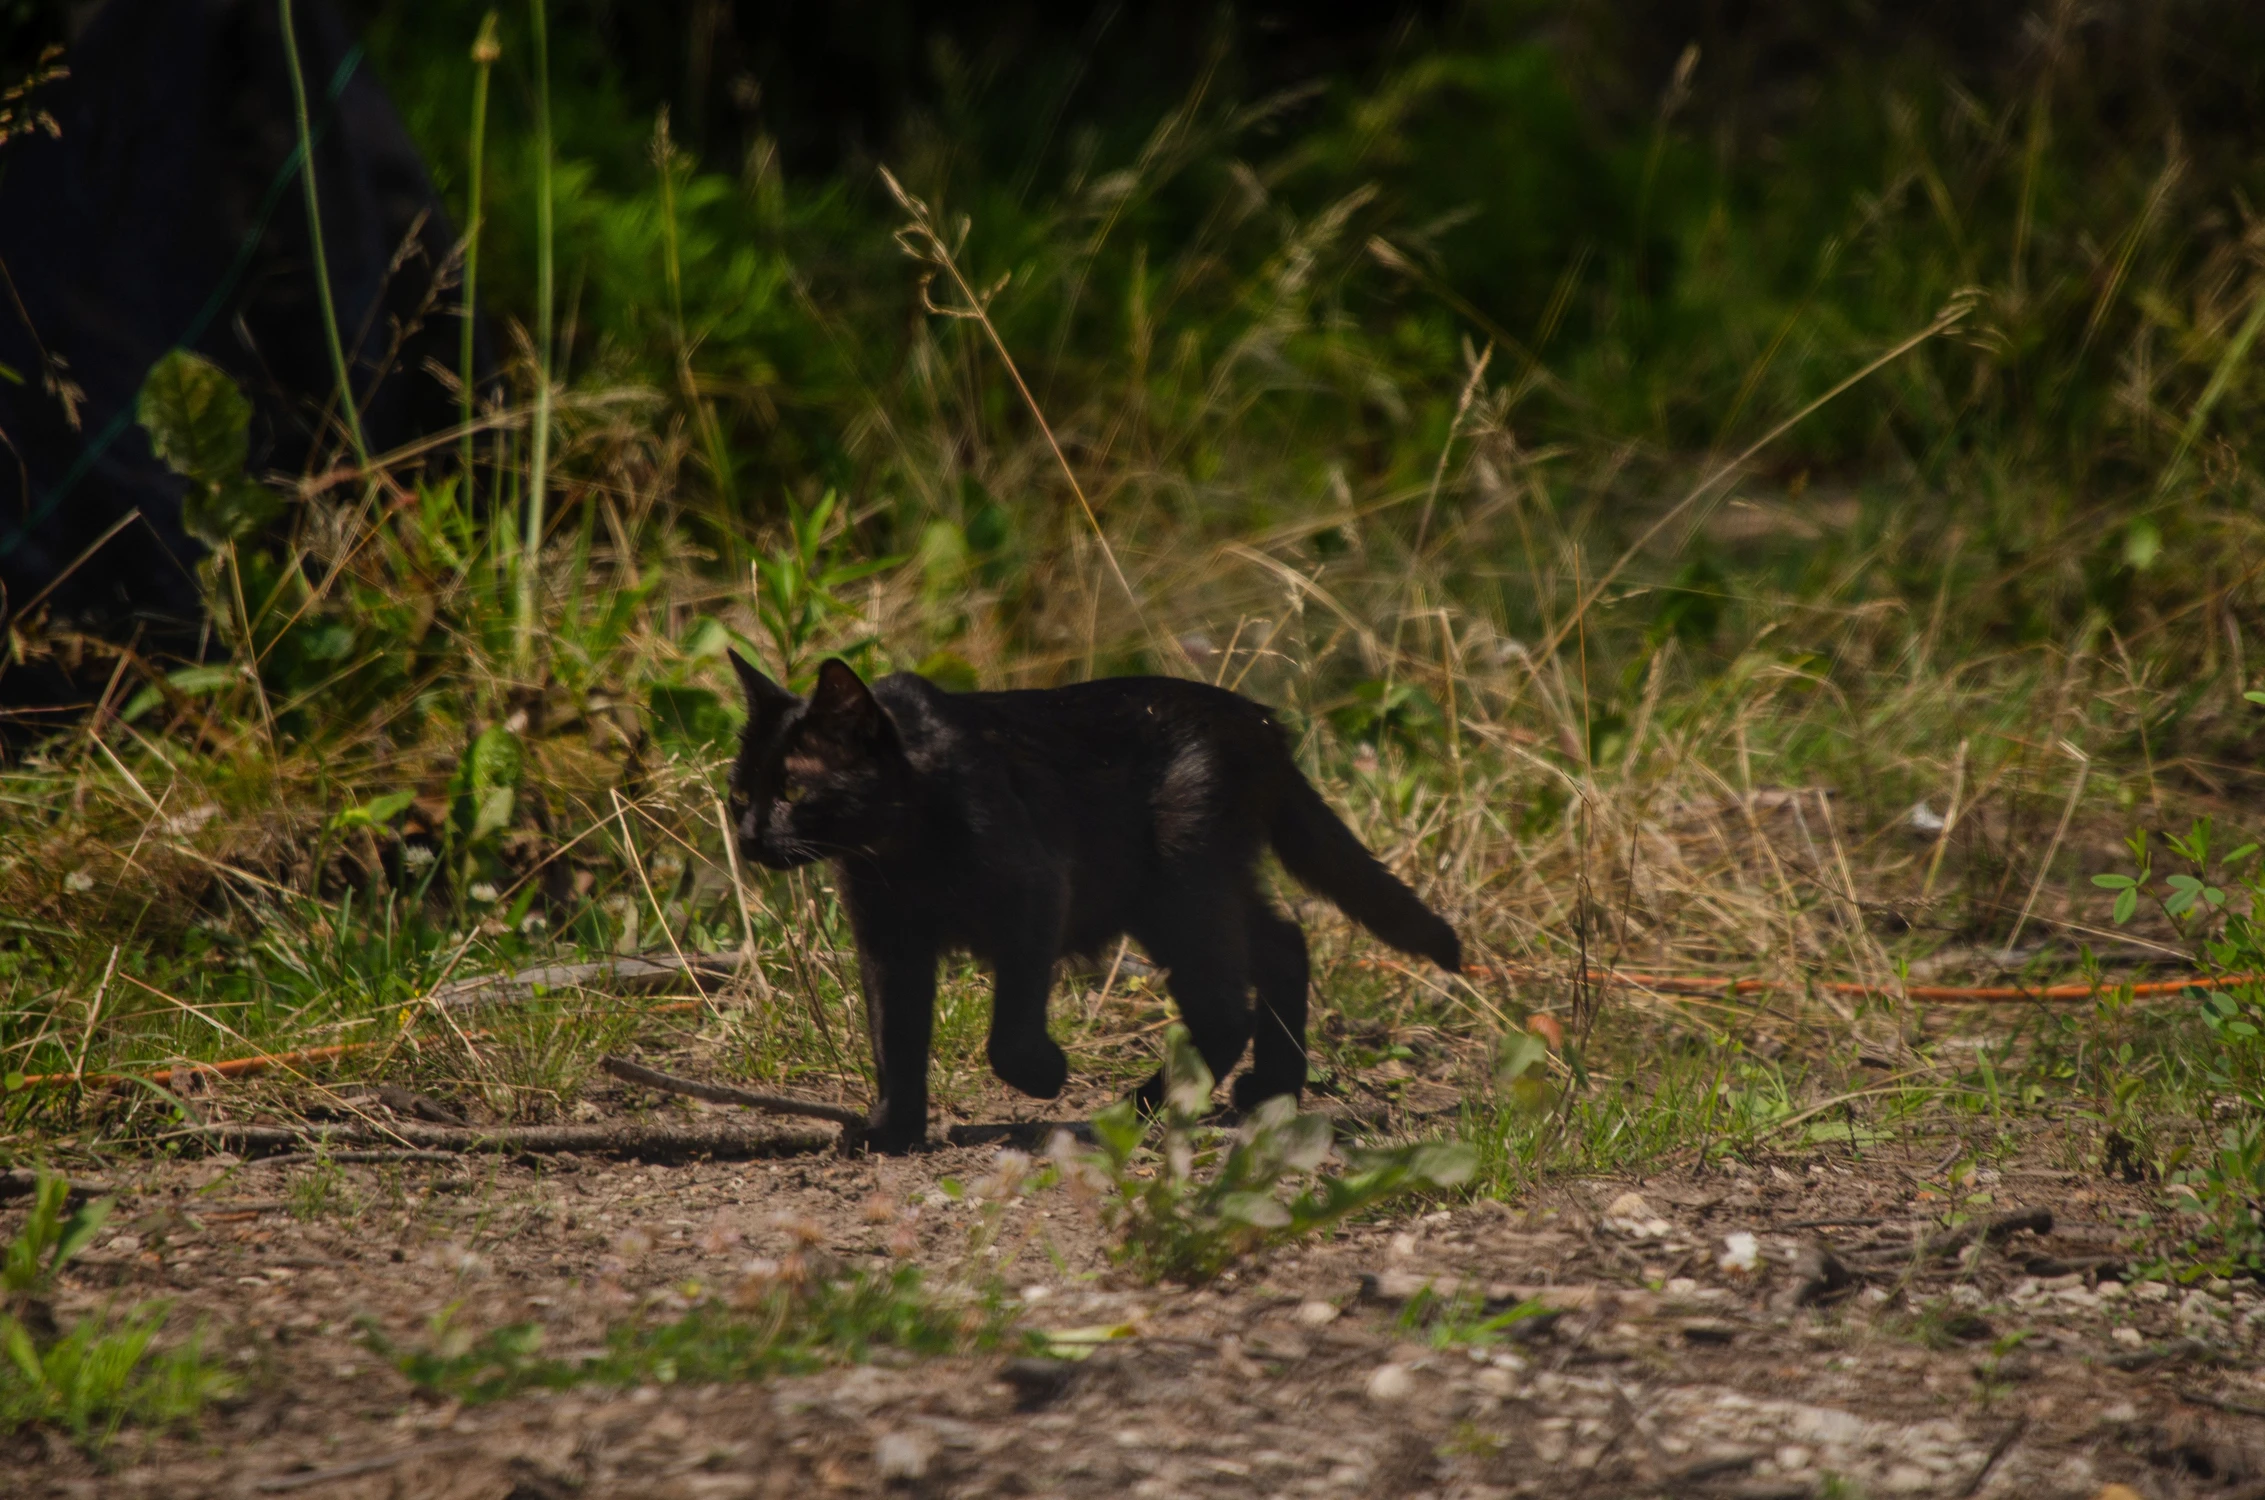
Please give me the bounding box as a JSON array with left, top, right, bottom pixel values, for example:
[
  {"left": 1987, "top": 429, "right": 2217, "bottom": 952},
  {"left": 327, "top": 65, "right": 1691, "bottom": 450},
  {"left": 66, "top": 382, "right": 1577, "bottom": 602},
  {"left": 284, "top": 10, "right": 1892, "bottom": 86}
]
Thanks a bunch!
[{"left": 10, "top": 1057, "right": 2265, "bottom": 1500}]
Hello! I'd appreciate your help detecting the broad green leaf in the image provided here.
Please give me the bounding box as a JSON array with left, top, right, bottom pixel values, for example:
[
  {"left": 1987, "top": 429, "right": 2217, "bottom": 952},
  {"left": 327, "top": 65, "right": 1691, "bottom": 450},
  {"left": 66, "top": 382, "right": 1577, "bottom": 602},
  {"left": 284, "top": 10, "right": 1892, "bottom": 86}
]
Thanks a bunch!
[
  {"left": 2123, "top": 517, "right": 2161, "bottom": 570},
  {"left": 1406, "top": 1141, "right": 1479, "bottom": 1188},
  {"left": 330, "top": 789, "right": 417, "bottom": 831},
  {"left": 647, "top": 684, "right": 739, "bottom": 752},
  {"left": 1030, "top": 1322, "right": 1137, "bottom": 1361},
  {"left": 2113, "top": 888, "right": 2137, "bottom": 924},
  {"left": 2247, "top": 691, "right": 2265, "bottom": 707},
  {"left": 1273, "top": 1112, "right": 1334, "bottom": 1174},
  {"left": 1089, "top": 1101, "right": 1144, "bottom": 1166},
  {"left": 49, "top": 1196, "right": 114, "bottom": 1273},
  {"left": 123, "top": 663, "right": 241, "bottom": 721},
  {"left": 470, "top": 785, "right": 515, "bottom": 843},
  {"left": 455, "top": 724, "right": 525, "bottom": 842},
  {"left": 1162, "top": 1026, "right": 1214, "bottom": 1119},
  {"left": 180, "top": 477, "right": 282, "bottom": 547},
  {"left": 2091, "top": 874, "right": 2136, "bottom": 890},
  {"left": 1213, "top": 1191, "right": 1293, "bottom": 1229},
  {"left": 137, "top": 349, "right": 250, "bottom": 487},
  {"left": 1495, "top": 1031, "right": 1550, "bottom": 1082}
]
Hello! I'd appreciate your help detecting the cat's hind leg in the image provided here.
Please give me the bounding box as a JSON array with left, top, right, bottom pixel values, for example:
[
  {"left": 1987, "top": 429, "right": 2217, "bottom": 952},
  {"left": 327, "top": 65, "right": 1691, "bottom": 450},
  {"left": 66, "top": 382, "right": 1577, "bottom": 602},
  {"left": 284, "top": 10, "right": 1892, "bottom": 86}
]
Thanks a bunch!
[
  {"left": 1233, "top": 900, "right": 1309, "bottom": 1111},
  {"left": 1128, "top": 888, "right": 1253, "bottom": 1115},
  {"left": 987, "top": 948, "right": 1070, "bottom": 1099}
]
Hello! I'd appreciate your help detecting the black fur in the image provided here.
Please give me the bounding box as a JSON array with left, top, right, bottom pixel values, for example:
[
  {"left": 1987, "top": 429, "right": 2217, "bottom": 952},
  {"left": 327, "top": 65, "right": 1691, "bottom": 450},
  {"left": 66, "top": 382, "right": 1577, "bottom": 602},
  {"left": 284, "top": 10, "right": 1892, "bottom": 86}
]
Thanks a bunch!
[{"left": 729, "top": 654, "right": 1461, "bottom": 1153}]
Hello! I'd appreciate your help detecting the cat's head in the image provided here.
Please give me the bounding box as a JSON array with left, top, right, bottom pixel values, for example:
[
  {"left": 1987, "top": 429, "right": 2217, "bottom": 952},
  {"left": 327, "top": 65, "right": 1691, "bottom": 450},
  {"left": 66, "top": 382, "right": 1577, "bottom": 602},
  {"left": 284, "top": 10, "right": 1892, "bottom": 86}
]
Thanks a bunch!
[{"left": 728, "top": 654, "right": 910, "bottom": 870}]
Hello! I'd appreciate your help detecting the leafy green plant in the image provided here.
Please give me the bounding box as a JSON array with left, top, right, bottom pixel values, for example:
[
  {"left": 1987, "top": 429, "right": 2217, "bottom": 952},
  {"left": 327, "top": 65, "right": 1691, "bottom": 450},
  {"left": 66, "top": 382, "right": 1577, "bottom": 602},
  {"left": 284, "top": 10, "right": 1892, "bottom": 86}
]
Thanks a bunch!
[
  {"left": 1396, "top": 1285, "right": 1552, "bottom": 1351},
  {"left": 372, "top": 1264, "right": 1011, "bottom": 1404},
  {"left": 751, "top": 490, "right": 898, "bottom": 681},
  {"left": 0, "top": 1171, "right": 227, "bottom": 1448},
  {"left": 0, "top": 1303, "right": 227, "bottom": 1448},
  {"left": 3, "top": 1171, "right": 110, "bottom": 1307},
  {"left": 136, "top": 349, "right": 280, "bottom": 549},
  {"left": 1064, "top": 1025, "right": 1477, "bottom": 1284}
]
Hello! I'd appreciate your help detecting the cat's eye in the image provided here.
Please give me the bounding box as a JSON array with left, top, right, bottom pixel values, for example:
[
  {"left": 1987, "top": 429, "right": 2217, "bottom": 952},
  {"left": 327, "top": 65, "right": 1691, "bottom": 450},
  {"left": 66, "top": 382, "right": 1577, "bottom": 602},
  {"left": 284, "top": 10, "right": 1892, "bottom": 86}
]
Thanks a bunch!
[{"left": 780, "top": 781, "right": 806, "bottom": 805}]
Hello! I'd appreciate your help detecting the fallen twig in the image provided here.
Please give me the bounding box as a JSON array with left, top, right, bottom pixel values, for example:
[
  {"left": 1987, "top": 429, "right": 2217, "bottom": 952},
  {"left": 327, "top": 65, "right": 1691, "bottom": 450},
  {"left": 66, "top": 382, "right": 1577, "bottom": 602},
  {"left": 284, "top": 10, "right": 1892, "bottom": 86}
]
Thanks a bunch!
[
  {"left": 1919, "top": 1207, "right": 2053, "bottom": 1261},
  {"left": 0, "top": 1167, "right": 114, "bottom": 1204},
  {"left": 253, "top": 1439, "right": 478, "bottom": 1493},
  {"left": 193, "top": 1119, "right": 830, "bottom": 1161},
  {"left": 600, "top": 1054, "right": 865, "bottom": 1130},
  {"left": 1955, "top": 1417, "right": 2026, "bottom": 1498},
  {"left": 250, "top": 1149, "right": 468, "bottom": 1167}
]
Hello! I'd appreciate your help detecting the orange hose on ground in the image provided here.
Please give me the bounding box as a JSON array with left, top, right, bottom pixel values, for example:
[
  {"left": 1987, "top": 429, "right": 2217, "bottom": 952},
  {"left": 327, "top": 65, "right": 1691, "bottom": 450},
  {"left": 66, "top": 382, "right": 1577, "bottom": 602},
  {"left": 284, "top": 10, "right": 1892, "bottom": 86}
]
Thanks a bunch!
[
  {"left": 1397, "top": 957, "right": 2258, "bottom": 1003},
  {"left": 8, "top": 961, "right": 2246, "bottom": 1097}
]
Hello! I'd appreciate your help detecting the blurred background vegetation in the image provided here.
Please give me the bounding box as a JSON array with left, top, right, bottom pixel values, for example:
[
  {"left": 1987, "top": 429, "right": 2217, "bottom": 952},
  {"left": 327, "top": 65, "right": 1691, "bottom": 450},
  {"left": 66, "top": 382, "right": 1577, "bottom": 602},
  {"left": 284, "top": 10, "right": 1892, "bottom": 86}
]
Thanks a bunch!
[{"left": 6, "top": 0, "right": 2265, "bottom": 1225}]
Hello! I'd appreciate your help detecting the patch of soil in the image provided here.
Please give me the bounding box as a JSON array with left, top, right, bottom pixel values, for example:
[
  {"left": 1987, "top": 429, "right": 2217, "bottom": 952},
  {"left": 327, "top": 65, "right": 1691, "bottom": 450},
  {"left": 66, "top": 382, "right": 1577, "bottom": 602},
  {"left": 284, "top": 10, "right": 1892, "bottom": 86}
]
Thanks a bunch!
[{"left": 9, "top": 1079, "right": 2265, "bottom": 1498}]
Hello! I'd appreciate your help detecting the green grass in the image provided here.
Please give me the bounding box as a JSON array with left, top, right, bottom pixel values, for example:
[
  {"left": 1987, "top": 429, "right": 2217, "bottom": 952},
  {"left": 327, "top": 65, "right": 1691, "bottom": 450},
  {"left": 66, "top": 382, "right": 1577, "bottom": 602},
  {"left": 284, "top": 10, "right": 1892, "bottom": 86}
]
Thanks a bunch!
[
  {"left": 371, "top": 1265, "right": 1015, "bottom": 1404},
  {"left": 0, "top": 1173, "right": 230, "bottom": 1449},
  {"left": 7, "top": 1, "right": 2265, "bottom": 1291}
]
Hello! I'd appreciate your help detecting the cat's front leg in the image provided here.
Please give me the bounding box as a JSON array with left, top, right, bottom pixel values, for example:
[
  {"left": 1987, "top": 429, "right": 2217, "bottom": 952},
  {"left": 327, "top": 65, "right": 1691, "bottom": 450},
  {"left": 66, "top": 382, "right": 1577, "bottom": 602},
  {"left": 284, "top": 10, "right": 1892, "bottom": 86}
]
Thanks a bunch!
[{"left": 857, "top": 938, "right": 938, "bottom": 1153}]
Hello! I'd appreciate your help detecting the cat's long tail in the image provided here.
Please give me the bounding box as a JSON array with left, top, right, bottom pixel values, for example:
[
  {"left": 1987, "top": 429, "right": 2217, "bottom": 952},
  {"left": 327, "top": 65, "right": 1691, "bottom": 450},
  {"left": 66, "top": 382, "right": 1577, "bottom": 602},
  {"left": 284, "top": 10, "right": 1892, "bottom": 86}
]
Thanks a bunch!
[{"left": 1269, "top": 772, "right": 1462, "bottom": 972}]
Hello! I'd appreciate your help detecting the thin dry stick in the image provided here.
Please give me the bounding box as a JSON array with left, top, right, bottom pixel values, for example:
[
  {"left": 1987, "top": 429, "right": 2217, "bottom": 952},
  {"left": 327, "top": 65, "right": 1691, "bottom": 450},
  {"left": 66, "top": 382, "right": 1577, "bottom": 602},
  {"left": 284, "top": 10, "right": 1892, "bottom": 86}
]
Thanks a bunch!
[
  {"left": 1385, "top": 346, "right": 1493, "bottom": 693},
  {"left": 2003, "top": 743, "right": 2090, "bottom": 955},
  {"left": 611, "top": 787, "right": 703, "bottom": 1003},
  {"left": 1921, "top": 737, "right": 1969, "bottom": 901},
  {"left": 712, "top": 793, "right": 776, "bottom": 1007},
  {"left": 601, "top": 1054, "right": 864, "bottom": 1129},
  {"left": 879, "top": 166, "right": 1189, "bottom": 673}
]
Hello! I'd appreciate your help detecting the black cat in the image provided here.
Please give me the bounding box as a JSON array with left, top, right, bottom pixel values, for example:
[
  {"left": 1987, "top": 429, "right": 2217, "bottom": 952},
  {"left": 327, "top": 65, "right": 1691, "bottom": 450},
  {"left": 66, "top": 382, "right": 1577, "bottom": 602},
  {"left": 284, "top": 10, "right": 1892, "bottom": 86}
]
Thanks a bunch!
[{"left": 728, "top": 654, "right": 1462, "bottom": 1152}]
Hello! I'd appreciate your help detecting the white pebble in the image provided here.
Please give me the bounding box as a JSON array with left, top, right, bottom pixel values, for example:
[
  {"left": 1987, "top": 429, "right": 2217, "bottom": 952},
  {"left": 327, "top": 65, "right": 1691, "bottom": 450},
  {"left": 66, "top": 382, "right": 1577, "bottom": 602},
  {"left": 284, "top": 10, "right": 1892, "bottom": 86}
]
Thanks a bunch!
[
  {"left": 874, "top": 1431, "right": 934, "bottom": 1482},
  {"left": 1367, "top": 1363, "right": 1413, "bottom": 1402}
]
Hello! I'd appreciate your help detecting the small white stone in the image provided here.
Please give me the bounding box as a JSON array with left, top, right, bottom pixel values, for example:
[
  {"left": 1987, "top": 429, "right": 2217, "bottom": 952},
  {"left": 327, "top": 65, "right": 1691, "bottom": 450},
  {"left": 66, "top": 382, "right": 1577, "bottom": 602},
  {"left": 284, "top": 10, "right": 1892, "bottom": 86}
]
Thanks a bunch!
[
  {"left": 1475, "top": 1366, "right": 1518, "bottom": 1396},
  {"left": 1388, "top": 1231, "right": 1418, "bottom": 1259},
  {"left": 1775, "top": 1445, "right": 1813, "bottom": 1473},
  {"left": 1294, "top": 1300, "right": 1341, "bottom": 1327},
  {"left": 2112, "top": 1326, "right": 2145, "bottom": 1349},
  {"left": 1719, "top": 1232, "right": 1761, "bottom": 1274},
  {"left": 1606, "top": 1191, "right": 1652, "bottom": 1220},
  {"left": 1367, "top": 1363, "right": 1414, "bottom": 1402},
  {"left": 1664, "top": 1277, "right": 1699, "bottom": 1297},
  {"left": 2132, "top": 1281, "right": 2172, "bottom": 1302},
  {"left": 873, "top": 1431, "right": 934, "bottom": 1482}
]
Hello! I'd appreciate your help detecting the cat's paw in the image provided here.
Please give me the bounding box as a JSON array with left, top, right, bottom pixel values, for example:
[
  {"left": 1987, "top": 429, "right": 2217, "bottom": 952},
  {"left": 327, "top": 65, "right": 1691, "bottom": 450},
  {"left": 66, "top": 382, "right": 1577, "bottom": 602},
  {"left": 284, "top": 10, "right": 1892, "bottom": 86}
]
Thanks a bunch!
[
  {"left": 861, "top": 1104, "right": 928, "bottom": 1155},
  {"left": 861, "top": 1124, "right": 928, "bottom": 1155},
  {"left": 1230, "top": 1070, "right": 1302, "bottom": 1112},
  {"left": 989, "top": 1035, "right": 1069, "bottom": 1099}
]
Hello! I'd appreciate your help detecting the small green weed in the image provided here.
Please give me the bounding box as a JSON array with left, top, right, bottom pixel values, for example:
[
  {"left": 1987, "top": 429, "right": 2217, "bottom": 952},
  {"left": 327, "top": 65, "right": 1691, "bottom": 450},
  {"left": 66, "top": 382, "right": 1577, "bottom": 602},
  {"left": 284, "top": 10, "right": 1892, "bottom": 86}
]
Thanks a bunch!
[
  {"left": 1063, "top": 1025, "right": 1478, "bottom": 1285},
  {"left": 372, "top": 1264, "right": 1012, "bottom": 1404},
  {"left": 0, "top": 1171, "right": 229, "bottom": 1448},
  {"left": 1395, "top": 1285, "right": 1553, "bottom": 1351}
]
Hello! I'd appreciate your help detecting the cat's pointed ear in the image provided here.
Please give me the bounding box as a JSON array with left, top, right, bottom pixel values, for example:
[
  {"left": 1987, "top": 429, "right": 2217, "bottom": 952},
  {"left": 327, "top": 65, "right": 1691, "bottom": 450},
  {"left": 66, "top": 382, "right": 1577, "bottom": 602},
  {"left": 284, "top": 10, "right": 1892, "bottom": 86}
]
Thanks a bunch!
[
  {"left": 805, "top": 658, "right": 893, "bottom": 748},
  {"left": 731, "top": 649, "right": 797, "bottom": 723}
]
